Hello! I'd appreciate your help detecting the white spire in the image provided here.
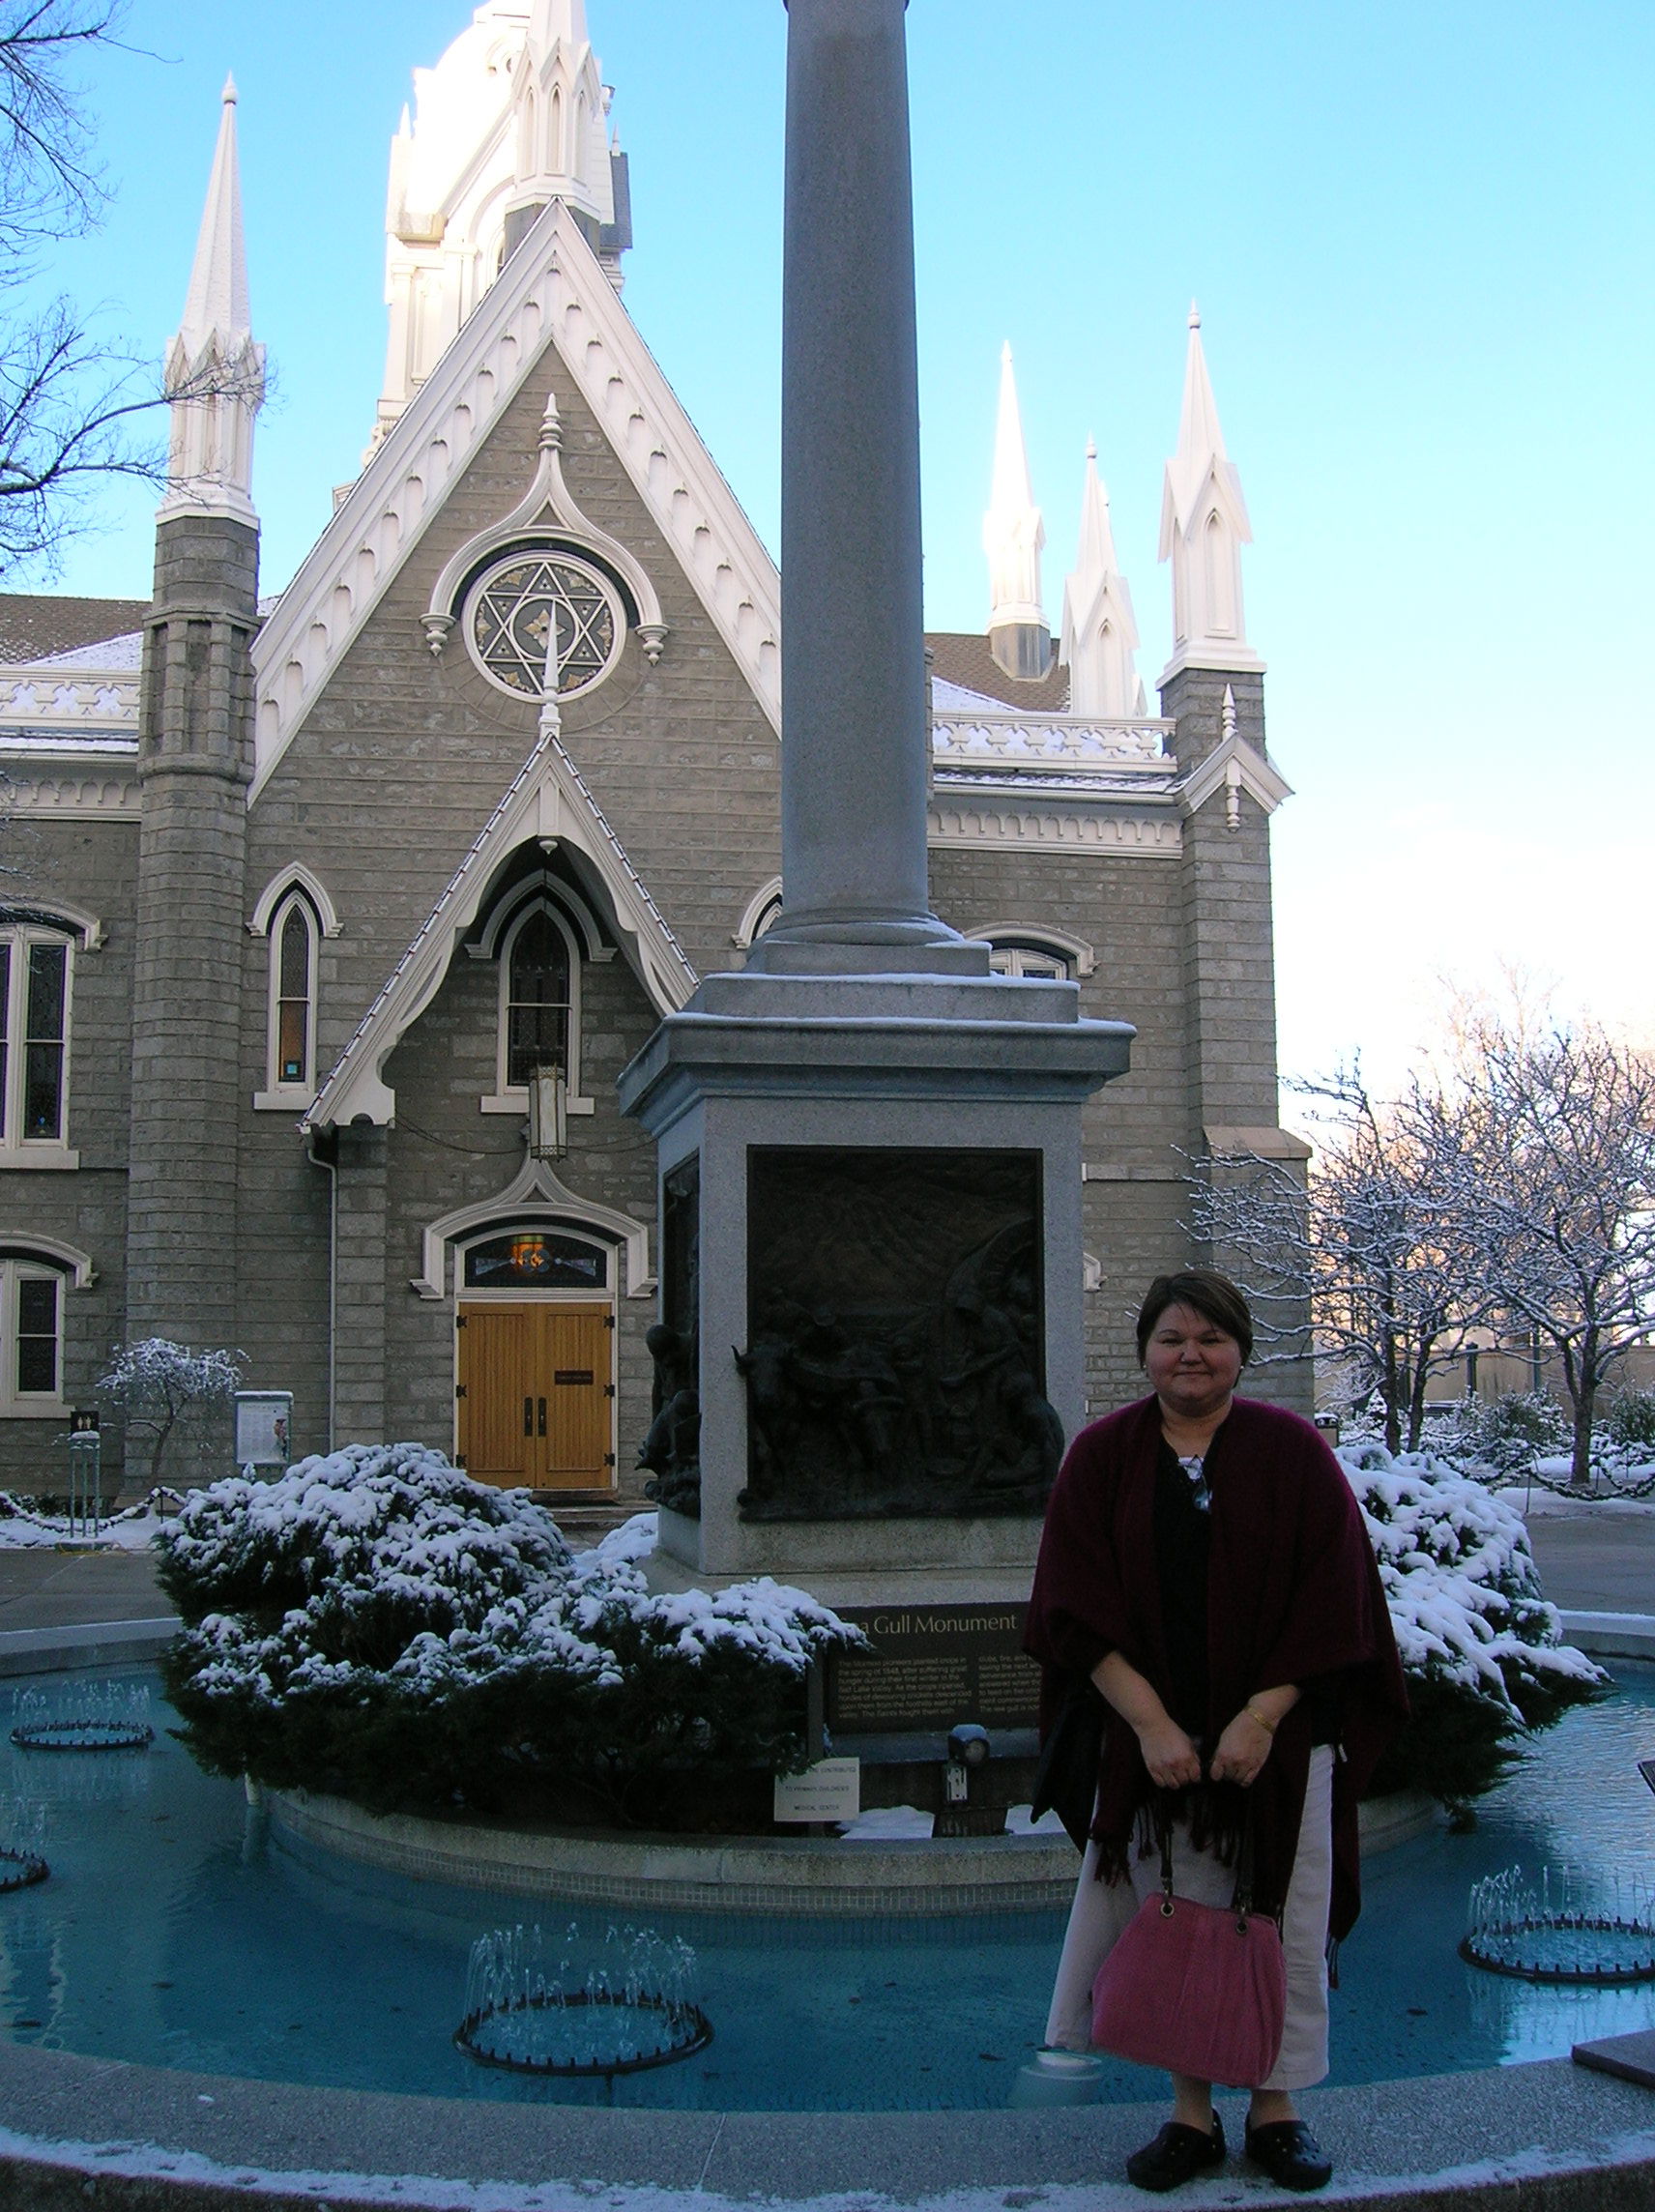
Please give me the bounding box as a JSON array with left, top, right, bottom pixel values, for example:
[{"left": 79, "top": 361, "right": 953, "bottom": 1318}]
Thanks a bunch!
[
  {"left": 982, "top": 342, "right": 1049, "bottom": 680},
  {"left": 1059, "top": 438, "right": 1143, "bottom": 718},
  {"left": 370, "top": 3, "right": 625, "bottom": 454},
  {"left": 507, "top": 0, "right": 613, "bottom": 237},
  {"left": 159, "top": 76, "right": 264, "bottom": 526},
  {"left": 1157, "top": 303, "right": 1263, "bottom": 680}
]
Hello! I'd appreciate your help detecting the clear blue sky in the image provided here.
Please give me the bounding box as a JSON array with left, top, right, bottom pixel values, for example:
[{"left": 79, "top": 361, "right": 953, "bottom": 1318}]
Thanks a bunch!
[{"left": 36, "top": 1, "right": 1655, "bottom": 1095}]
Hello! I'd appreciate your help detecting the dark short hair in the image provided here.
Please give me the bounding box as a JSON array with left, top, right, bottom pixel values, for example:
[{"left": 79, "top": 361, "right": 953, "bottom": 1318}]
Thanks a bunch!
[{"left": 1135, "top": 1270, "right": 1254, "bottom": 1366}]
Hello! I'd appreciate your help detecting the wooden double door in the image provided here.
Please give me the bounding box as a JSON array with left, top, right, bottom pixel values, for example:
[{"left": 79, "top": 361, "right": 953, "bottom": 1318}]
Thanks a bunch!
[{"left": 455, "top": 1300, "right": 615, "bottom": 1490}]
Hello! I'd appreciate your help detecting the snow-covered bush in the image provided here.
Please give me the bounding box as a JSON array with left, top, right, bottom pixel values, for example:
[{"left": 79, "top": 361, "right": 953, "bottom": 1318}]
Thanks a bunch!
[
  {"left": 1338, "top": 1442, "right": 1606, "bottom": 1817},
  {"left": 156, "top": 1444, "right": 863, "bottom": 1824},
  {"left": 1450, "top": 1392, "right": 1572, "bottom": 1482},
  {"left": 1605, "top": 1389, "right": 1655, "bottom": 1453}
]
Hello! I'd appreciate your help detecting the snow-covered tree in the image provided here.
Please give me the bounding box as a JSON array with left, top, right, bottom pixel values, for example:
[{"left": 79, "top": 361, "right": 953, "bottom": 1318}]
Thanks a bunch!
[
  {"left": 96, "top": 1337, "right": 243, "bottom": 1487},
  {"left": 1190, "top": 1070, "right": 1488, "bottom": 1452},
  {"left": 1449, "top": 1019, "right": 1655, "bottom": 1488}
]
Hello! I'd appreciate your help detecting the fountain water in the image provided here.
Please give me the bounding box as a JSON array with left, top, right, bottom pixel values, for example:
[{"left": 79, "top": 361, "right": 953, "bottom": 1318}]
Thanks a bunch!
[
  {"left": 454, "top": 1920, "right": 711, "bottom": 2079},
  {"left": 0, "top": 1793, "right": 46, "bottom": 1890},
  {"left": 11, "top": 1682, "right": 153, "bottom": 1752},
  {"left": 1463, "top": 1863, "right": 1655, "bottom": 1984}
]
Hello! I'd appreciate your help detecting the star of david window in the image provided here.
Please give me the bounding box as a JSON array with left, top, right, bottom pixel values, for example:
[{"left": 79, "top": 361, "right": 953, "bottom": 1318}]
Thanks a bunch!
[{"left": 463, "top": 549, "right": 624, "bottom": 701}]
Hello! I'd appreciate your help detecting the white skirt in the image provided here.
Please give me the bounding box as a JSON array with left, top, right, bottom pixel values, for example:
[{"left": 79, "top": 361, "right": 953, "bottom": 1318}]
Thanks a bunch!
[{"left": 1043, "top": 1744, "right": 1336, "bottom": 2093}]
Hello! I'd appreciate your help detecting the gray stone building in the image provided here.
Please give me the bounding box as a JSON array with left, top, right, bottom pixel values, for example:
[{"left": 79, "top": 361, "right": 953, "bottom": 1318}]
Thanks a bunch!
[{"left": 0, "top": 5, "right": 1304, "bottom": 1512}]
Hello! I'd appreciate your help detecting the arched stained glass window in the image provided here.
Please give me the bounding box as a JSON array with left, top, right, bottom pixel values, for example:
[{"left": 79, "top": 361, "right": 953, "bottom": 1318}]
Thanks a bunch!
[
  {"left": 262, "top": 890, "right": 320, "bottom": 1097},
  {"left": 506, "top": 908, "right": 571, "bottom": 1088}
]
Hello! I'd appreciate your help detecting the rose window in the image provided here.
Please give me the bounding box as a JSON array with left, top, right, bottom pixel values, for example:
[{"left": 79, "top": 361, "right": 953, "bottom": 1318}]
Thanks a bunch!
[{"left": 463, "top": 551, "right": 624, "bottom": 700}]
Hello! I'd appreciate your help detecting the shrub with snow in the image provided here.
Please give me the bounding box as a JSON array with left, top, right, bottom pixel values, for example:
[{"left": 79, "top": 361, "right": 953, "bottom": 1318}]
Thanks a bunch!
[
  {"left": 1337, "top": 1441, "right": 1606, "bottom": 1816},
  {"left": 156, "top": 1444, "right": 863, "bottom": 1824}
]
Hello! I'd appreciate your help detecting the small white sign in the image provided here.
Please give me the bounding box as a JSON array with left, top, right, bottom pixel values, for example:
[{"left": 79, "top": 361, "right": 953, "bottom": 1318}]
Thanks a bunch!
[
  {"left": 234, "top": 1391, "right": 293, "bottom": 1469},
  {"left": 772, "top": 1756, "right": 861, "bottom": 1824}
]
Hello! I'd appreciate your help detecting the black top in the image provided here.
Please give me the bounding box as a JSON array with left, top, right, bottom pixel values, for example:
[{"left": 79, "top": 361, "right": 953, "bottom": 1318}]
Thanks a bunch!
[
  {"left": 1152, "top": 1437, "right": 1212, "bottom": 1734},
  {"left": 1151, "top": 1428, "right": 1339, "bottom": 1748}
]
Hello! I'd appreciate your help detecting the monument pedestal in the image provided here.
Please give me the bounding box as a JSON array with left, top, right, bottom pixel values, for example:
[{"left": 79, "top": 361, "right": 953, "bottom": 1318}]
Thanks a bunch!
[{"left": 618, "top": 966, "right": 1131, "bottom": 1606}]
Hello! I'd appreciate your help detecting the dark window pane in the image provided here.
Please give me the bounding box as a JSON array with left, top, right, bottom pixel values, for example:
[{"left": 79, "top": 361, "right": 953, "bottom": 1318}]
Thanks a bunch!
[
  {"left": 22, "top": 1043, "right": 62, "bottom": 1139},
  {"left": 278, "top": 906, "right": 310, "bottom": 998},
  {"left": 508, "top": 911, "right": 567, "bottom": 1001},
  {"left": 16, "top": 1336, "right": 55, "bottom": 1393},
  {"left": 15, "top": 1275, "right": 57, "bottom": 1394},
  {"left": 278, "top": 1001, "right": 307, "bottom": 1085},
  {"left": 506, "top": 911, "right": 570, "bottom": 1086},
  {"left": 25, "top": 944, "right": 65, "bottom": 1038},
  {"left": 0, "top": 942, "right": 10, "bottom": 1040}
]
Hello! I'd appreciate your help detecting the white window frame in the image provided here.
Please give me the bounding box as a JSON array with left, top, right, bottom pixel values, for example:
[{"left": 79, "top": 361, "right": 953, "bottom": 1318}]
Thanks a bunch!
[
  {"left": 479, "top": 898, "right": 595, "bottom": 1118},
  {"left": 0, "top": 1257, "right": 67, "bottom": 1416},
  {"left": 964, "top": 921, "right": 1097, "bottom": 981},
  {"left": 253, "top": 888, "right": 322, "bottom": 1111},
  {"left": 0, "top": 924, "right": 77, "bottom": 1169}
]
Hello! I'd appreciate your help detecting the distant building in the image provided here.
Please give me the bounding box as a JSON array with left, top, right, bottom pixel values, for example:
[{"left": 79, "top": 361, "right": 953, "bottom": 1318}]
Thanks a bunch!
[{"left": 0, "top": 3, "right": 1304, "bottom": 1510}]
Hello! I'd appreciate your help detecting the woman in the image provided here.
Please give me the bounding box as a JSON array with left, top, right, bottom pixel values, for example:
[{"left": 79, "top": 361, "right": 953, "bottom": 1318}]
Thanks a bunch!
[{"left": 1025, "top": 1270, "right": 1406, "bottom": 2194}]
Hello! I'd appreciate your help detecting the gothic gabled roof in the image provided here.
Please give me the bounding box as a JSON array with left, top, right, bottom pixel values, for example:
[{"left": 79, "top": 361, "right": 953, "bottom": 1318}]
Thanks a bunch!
[
  {"left": 305, "top": 710, "right": 696, "bottom": 1131},
  {"left": 249, "top": 196, "right": 780, "bottom": 804}
]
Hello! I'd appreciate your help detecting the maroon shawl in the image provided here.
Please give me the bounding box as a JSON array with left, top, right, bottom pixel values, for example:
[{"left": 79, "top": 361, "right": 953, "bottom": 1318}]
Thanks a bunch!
[{"left": 1024, "top": 1394, "right": 1407, "bottom": 1937}]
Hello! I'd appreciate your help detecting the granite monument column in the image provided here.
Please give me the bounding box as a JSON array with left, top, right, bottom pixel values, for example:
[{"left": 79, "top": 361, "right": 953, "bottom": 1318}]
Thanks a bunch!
[{"left": 751, "top": 0, "right": 974, "bottom": 970}]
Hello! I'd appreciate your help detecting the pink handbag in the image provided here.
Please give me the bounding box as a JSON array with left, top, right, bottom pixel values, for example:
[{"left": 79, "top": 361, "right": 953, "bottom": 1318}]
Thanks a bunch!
[{"left": 1090, "top": 1823, "right": 1287, "bottom": 2088}]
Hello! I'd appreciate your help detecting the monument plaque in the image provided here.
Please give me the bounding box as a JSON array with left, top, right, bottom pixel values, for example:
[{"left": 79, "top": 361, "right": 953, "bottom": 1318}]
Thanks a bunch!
[{"left": 826, "top": 1602, "right": 1040, "bottom": 1732}]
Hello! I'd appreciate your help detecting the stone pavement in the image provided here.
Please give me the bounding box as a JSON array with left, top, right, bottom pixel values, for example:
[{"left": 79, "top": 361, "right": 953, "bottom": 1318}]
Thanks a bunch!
[
  {"left": 0, "top": 1547, "right": 173, "bottom": 1631},
  {"left": 1523, "top": 1503, "right": 1655, "bottom": 1615}
]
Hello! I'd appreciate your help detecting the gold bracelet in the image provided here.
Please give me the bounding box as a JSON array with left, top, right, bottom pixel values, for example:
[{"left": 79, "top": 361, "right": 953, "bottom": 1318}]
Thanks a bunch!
[{"left": 1244, "top": 1703, "right": 1278, "bottom": 1735}]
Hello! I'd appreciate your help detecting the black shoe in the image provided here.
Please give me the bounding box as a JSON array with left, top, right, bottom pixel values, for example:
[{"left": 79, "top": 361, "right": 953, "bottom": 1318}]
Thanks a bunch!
[
  {"left": 1244, "top": 2119, "right": 1333, "bottom": 2192},
  {"left": 1125, "top": 2114, "right": 1226, "bottom": 2193}
]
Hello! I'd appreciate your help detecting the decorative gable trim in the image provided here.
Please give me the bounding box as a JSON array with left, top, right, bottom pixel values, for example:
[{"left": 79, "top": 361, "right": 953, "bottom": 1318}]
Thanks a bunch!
[
  {"left": 250, "top": 200, "right": 778, "bottom": 802},
  {"left": 1179, "top": 731, "right": 1292, "bottom": 828},
  {"left": 421, "top": 391, "right": 666, "bottom": 663},
  {"left": 304, "top": 714, "right": 696, "bottom": 1132},
  {"left": 411, "top": 1153, "right": 653, "bottom": 1302}
]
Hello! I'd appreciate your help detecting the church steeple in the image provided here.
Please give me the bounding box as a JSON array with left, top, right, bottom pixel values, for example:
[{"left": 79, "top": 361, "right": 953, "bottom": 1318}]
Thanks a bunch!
[
  {"left": 1157, "top": 304, "right": 1263, "bottom": 681},
  {"left": 1059, "top": 439, "right": 1145, "bottom": 718},
  {"left": 504, "top": 0, "right": 618, "bottom": 255},
  {"left": 370, "top": 3, "right": 630, "bottom": 453},
  {"left": 982, "top": 342, "right": 1049, "bottom": 681},
  {"left": 158, "top": 76, "right": 264, "bottom": 525}
]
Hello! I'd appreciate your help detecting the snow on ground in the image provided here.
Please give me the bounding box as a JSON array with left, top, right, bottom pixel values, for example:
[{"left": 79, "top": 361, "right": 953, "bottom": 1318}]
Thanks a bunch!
[
  {"left": 839, "top": 1803, "right": 1063, "bottom": 1841},
  {"left": 0, "top": 1493, "right": 182, "bottom": 1551}
]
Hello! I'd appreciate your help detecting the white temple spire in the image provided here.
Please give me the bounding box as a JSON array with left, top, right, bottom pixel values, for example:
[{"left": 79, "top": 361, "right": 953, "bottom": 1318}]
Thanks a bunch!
[
  {"left": 982, "top": 342, "right": 1049, "bottom": 681},
  {"left": 1157, "top": 303, "right": 1263, "bottom": 680},
  {"left": 1059, "top": 438, "right": 1142, "bottom": 718},
  {"left": 159, "top": 75, "right": 264, "bottom": 526},
  {"left": 370, "top": 3, "right": 628, "bottom": 453}
]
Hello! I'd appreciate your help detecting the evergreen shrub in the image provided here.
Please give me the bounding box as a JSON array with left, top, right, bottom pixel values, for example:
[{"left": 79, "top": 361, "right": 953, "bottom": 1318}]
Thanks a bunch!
[{"left": 156, "top": 1443, "right": 863, "bottom": 1826}]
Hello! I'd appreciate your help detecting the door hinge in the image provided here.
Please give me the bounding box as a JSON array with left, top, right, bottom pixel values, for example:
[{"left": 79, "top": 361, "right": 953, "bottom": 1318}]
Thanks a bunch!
[
  {"left": 603, "top": 1452, "right": 616, "bottom": 1467},
  {"left": 455, "top": 1314, "right": 467, "bottom": 1328},
  {"left": 603, "top": 1314, "right": 616, "bottom": 1329},
  {"left": 454, "top": 1383, "right": 467, "bottom": 1400},
  {"left": 604, "top": 1382, "right": 616, "bottom": 1398},
  {"left": 455, "top": 1453, "right": 467, "bottom": 1469}
]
